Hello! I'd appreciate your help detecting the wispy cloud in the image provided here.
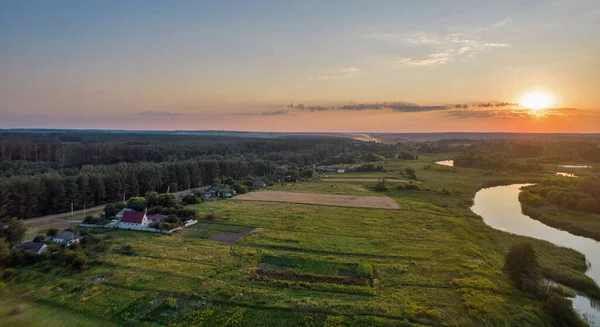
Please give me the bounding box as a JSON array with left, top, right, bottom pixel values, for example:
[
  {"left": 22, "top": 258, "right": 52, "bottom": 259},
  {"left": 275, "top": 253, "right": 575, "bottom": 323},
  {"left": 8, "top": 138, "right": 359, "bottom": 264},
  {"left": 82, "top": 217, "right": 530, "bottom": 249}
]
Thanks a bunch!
[
  {"left": 384, "top": 32, "right": 510, "bottom": 66},
  {"left": 284, "top": 101, "right": 456, "bottom": 113},
  {"left": 273, "top": 101, "right": 571, "bottom": 119},
  {"left": 137, "top": 110, "right": 189, "bottom": 117},
  {"left": 308, "top": 67, "right": 359, "bottom": 80},
  {"left": 396, "top": 52, "right": 452, "bottom": 66},
  {"left": 261, "top": 109, "right": 291, "bottom": 116}
]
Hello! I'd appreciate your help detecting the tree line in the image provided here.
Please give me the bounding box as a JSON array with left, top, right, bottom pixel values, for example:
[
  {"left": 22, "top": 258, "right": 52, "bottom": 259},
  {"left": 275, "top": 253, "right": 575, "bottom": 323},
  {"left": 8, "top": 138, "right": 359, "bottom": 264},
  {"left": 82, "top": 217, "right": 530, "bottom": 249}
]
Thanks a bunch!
[
  {"left": 520, "top": 177, "right": 600, "bottom": 214},
  {"left": 0, "top": 133, "right": 356, "bottom": 219}
]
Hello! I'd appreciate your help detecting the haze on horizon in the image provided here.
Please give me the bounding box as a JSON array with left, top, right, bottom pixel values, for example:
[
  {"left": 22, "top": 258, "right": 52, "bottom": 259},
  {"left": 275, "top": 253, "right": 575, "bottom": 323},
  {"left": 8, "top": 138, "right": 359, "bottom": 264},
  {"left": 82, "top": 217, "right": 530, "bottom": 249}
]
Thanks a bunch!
[{"left": 1, "top": 0, "right": 599, "bottom": 133}]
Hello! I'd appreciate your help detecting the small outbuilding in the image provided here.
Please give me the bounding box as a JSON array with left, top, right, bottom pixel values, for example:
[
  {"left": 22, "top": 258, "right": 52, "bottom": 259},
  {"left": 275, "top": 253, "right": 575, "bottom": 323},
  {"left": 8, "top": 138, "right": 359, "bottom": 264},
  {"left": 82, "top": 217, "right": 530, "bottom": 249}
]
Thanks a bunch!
[
  {"left": 12, "top": 242, "right": 48, "bottom": 255},
  {"left": 54, "top": 231, "right": 81, "bottom": 246}
]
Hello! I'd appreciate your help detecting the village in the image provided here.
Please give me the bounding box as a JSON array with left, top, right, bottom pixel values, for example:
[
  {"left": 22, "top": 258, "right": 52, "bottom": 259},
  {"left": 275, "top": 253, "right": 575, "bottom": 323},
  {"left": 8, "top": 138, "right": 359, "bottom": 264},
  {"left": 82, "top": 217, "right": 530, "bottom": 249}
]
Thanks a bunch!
[{"left": 10, "top": 178, "right": 271, "bottom": 256}]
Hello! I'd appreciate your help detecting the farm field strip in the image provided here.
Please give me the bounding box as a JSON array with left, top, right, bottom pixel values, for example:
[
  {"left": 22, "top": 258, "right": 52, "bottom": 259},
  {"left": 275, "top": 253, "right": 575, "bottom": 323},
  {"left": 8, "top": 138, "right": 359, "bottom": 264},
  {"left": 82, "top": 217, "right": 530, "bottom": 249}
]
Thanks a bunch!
[{"left": 233, "top": 191, "right": 401, "bottom": 210}]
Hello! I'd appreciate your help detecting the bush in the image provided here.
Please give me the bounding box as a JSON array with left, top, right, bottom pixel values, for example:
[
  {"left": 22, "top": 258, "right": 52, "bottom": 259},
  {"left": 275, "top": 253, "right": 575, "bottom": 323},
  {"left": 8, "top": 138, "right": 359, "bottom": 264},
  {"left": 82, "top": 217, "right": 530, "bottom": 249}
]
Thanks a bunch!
[
  {"left": 165, "top": 214, "right": 179, "bottom": 224},
  {"left": 175, "top": 209, "right": 195, "bottom": 219},
  {"left": 232, "top": 183, "right": 248, "bottom": 194},
  {"left": 405, "top": 182, "right": 420, "bottom": 190},
  {"left": 119, "top": 243, "right": 136, "bottom": 256},
  {"left": 404, "top": 167, "right": 417, "bottom": 179},
  {"left": 374, "top": 179, "right": 390, "bottom": 192},
  {"left": 437, "top": 188, "right": 451, "bottom": 195},
  {"left": 103, "top": 203, "right": 120, "bottom": 217},
  {"left": 157, "top": 194, "right": 179, "bottom": 208},
  {"left": 127, "top": 197, "right": 147, "bottom": 211},
  {"left": 46, "top": 228, "right": 59, "bottom": 237},
  {"left": 356, "top": 263, "right": 374, "bottom": 279},
  {"left": 543, "top": 293, "right": 586, "bottom": 326},
  {"left": 181, "top": 194, "right": 199, "bottom": 205},
  {"left": 62, "top": 249, "right": 87, "bottom": 269},
  {"left": 204, "top": 212, "right": 217, "bottom": 221},
  {"left": 33, "top": 235, "right": 45, "bottom": 243}
]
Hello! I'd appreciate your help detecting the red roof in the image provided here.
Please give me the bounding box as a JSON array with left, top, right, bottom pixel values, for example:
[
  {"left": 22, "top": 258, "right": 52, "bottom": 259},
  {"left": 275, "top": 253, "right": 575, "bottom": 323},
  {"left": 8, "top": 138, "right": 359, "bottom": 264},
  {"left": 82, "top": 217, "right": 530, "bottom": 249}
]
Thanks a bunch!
[{"left": 120, "top": 211, "right": 146, "bottom": 224}]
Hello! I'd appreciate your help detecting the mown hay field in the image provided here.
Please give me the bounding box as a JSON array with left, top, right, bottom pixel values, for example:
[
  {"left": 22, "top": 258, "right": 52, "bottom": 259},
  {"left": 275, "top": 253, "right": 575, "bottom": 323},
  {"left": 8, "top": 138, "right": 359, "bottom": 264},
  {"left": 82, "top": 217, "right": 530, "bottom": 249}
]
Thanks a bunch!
[{"left": 233, "top": 191, "right": 401, "bottom": 210}]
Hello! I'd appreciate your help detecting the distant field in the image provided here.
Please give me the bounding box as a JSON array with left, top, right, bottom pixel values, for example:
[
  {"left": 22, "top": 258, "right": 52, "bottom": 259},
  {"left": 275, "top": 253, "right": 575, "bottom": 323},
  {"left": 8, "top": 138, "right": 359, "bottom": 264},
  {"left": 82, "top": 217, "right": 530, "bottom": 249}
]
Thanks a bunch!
[{"left": 233, "top": 191, "right": 401, "bottom": 210}]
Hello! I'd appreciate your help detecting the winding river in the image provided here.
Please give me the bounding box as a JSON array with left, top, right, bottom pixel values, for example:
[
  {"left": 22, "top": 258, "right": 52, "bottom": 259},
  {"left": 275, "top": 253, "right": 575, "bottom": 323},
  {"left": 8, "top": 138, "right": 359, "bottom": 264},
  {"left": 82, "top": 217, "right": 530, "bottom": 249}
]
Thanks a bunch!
[
  {"left": 435, "top": 160, "right": 454, "bottom": 167},
  {"left": 471, "top": 184, "right": 600, "bottom": 324}
]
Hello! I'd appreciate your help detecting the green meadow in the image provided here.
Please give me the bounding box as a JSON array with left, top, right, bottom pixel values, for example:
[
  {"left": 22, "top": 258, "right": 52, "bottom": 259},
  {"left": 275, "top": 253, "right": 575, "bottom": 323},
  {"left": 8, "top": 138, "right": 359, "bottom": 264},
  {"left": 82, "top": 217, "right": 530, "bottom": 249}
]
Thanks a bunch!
[{"left": 1, "top": 154, "right": 597, "bottom": 326}]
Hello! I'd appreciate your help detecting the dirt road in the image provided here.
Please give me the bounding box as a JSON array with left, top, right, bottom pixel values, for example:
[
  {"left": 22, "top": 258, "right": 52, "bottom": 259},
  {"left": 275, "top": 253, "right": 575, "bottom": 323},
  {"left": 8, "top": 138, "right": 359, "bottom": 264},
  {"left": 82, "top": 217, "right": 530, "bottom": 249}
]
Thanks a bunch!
[{"left": 23, "top": 187, "right": 207, "bottom": 226}]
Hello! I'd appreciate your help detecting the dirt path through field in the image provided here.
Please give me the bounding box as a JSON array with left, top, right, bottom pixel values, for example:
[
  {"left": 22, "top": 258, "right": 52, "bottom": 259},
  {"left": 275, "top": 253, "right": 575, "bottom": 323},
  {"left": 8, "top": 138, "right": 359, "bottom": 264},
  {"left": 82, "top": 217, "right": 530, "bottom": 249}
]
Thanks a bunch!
[{"left": 233, "top": 191, "right": 400, "bottom": 210}]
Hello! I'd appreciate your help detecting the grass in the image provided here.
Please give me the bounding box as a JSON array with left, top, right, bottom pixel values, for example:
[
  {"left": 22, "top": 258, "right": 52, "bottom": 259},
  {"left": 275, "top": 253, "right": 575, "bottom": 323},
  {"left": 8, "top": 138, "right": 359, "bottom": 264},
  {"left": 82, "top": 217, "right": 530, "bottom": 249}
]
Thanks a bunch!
[{"left": 2, "top": 153, "right": 597, "bottom": 326}]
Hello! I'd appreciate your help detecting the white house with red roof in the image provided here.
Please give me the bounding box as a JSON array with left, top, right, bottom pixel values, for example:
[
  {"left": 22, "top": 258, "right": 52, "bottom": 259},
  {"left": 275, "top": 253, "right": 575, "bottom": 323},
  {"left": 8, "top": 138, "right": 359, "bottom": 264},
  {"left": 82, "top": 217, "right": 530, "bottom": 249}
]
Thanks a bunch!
[{"left": 118, "top": 210, "right": 149, "bottom": 230}]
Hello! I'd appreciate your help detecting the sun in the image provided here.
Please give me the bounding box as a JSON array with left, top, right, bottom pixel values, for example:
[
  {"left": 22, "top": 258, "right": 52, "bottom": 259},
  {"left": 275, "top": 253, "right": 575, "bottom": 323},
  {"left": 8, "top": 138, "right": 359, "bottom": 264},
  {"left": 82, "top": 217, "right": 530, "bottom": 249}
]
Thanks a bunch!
[{"left": 519, "top": 91, "right": 556, "bottom": 110}]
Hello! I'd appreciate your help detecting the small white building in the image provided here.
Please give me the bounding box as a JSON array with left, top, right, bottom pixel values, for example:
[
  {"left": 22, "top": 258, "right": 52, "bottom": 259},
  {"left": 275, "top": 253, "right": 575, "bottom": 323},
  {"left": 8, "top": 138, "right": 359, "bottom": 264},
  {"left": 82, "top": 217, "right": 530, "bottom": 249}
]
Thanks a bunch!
[
  {"left": 54, "top": 231, "right": 81, "bottom": 246},
  {"left": 118, "top": 210, "right": 149, "bottom": 230},
  {"left": 337, "top": 169, "right": 345, "bottom": 173}
]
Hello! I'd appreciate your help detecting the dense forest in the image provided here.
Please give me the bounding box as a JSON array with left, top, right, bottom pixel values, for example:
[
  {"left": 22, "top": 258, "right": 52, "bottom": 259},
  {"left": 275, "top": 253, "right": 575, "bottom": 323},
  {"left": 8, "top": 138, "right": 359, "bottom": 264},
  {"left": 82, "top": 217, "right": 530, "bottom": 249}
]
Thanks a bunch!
[
  {"left": 454, "top": 140, "right": 600, "bottom": 171},
  {"left": 520, "top": 177, "right": 600, "bottom": 214},
  {"left": 0, "top": 133, "right": 361, "bottom": 219}
]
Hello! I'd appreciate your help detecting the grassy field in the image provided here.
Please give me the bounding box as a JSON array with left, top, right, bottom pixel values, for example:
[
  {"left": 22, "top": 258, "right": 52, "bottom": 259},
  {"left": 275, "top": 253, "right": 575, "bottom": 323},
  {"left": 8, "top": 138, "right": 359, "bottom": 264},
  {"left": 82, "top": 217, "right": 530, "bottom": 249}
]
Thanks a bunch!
[{"left": 1, "top": 154, "right": 597, "bottom": 326}]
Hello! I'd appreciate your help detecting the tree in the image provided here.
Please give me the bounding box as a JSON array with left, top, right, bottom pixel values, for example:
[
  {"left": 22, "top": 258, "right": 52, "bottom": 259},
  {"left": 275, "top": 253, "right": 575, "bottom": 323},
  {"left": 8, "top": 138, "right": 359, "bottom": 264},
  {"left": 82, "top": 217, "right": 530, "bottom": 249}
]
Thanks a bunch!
[
  {"left": 301, "top": 168, "right": 314, "bottom": 178},
  {"left": 232, "top": 183, "right": 248, "bottom": 194},
  {"left": 0, "top": 183, "right": 10, "bottom": 222},
  {"left": 0, "top": 218, "right": 27, "bottom": 245},
  {"left": 144, "top": 191, "right": 160, "bottom": 207},
  {"left": 157, "top": 194, "right": 178, "bottom": 208},
  {"left": 33, "top": 235, "right": 45, "bottom": 242},
  {"left": 127, "top": 196, "right": 147, "bottom": 211},
  {"left": 543, "top": 293, "right": 586, "bottom": 327},
  {"left": 46, "top": 227, "right": 59, "bottom": 237},
  {"left": 504, "top": 242, "right": 541, "bottom": 295},
  {"left": 404, "top": 167, "right": 417, "bottom": 180},
  {"left": 374, "top": 179, "right": 390, "bottom": 192},
  {"left": 181, "top": 194, "right": 199, "bottom": 205},
  {"left": 0, "top": 238, "right": 10, "bottom": 265},
  {"left": 243, "top": 176, "right": 255, "bottom": 187},
  {"left": 104, "top": 203, "right": 120, "bottom": 217}
]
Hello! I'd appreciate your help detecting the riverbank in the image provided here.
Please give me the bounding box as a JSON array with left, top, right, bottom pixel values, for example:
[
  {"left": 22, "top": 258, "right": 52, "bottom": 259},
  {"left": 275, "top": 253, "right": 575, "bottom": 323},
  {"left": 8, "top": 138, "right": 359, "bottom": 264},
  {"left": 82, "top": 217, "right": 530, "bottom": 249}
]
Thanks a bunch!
[
  {"left": 472, "top": 184, "right": 600, "bottom": 324},
  {"left": 521, "top": 205, "right": 600, "bottom": 242}
]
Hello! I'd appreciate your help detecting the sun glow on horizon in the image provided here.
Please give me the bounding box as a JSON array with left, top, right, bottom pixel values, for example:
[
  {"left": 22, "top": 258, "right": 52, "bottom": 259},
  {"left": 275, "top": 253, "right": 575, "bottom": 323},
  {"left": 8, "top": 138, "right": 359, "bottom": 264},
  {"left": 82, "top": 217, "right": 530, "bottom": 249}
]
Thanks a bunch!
[{"left": 519, "top": 91, "right": 556, "bottom": 110}]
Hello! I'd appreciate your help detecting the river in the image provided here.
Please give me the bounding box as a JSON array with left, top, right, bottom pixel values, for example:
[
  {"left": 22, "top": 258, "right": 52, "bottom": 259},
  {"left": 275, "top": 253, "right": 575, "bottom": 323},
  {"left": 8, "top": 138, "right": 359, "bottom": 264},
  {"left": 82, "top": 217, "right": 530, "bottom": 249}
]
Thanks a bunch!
[
  {"left": 471, "top": 184, "right": 600, "bottom": 325},
  {"left": 435, "top": 160, "right": 454, "bottom": 167}
]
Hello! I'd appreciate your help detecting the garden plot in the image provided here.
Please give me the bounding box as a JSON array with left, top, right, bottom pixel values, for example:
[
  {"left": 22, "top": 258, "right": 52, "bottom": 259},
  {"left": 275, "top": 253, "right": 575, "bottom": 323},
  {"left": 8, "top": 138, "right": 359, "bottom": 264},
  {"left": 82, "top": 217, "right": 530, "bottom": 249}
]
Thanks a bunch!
[
  {"left": 233, "top": 191, "right": 400, "bottom": 210},
  {"left": 210, "top": 227, "right": 255, "bottom": 244}
]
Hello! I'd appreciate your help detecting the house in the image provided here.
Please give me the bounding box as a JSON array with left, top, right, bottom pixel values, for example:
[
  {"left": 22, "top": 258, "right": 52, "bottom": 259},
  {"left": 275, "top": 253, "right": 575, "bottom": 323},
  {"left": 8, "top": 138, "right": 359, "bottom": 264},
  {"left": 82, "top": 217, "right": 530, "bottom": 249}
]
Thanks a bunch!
[
  {"left": 12, "top": 242, "right": 48, "bottom": 255},
  {"left": 147, "top": 214, "right": 168, "bottom": 222},
  {"left": 54, "top": 231, "right": 81, "bottom": 246},
  {"left": 118, "top": 210, "right": 149, "bottom": 230},
  {"left": 115, "top": 208, "right": 134, "bottom": 219},
  {"left": 253, "top": 179, "right": 266, "bottom": 188},
  {"left": 219, "top": 187, "right": 236, "bottom": 198}
]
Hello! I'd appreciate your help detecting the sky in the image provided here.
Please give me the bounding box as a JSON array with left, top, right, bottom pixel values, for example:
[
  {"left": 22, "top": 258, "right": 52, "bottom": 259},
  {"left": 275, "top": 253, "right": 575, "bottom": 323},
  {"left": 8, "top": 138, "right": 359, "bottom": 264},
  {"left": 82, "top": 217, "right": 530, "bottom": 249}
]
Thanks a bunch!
[{"left": 1, "top": 0, "right": 599, "bottom": 132}]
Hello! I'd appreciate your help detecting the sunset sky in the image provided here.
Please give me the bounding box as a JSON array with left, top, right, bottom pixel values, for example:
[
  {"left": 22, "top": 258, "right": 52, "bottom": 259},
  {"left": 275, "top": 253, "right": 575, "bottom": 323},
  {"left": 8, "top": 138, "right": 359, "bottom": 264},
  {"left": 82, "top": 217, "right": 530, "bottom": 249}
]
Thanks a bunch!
[{"left": 1, "top": 0, "right": 599, "bottom": 132}]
